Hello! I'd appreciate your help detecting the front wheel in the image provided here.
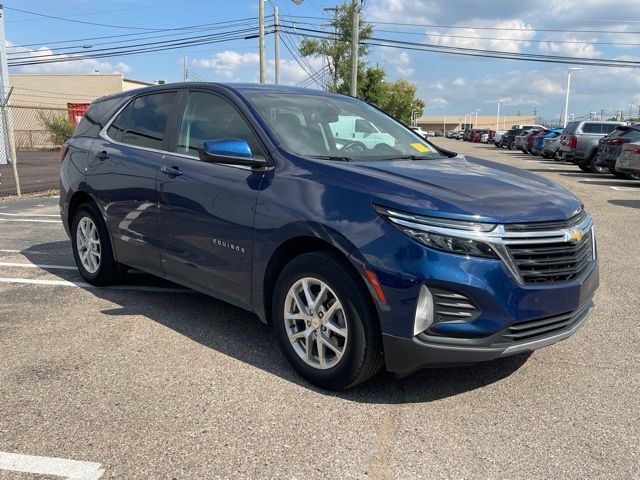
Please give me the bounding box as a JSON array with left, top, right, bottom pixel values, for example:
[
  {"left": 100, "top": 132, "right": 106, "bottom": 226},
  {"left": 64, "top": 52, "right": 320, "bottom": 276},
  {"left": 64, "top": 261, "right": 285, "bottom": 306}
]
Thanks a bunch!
[
  {"left": 71, "top": 202, "right": 122, "bottom": 286},
  {"left": 272, "top": 252, "right": 383, "bottom": 390},
  {"left": 590, "top": 153, "right": 609, "bottom": 174}
]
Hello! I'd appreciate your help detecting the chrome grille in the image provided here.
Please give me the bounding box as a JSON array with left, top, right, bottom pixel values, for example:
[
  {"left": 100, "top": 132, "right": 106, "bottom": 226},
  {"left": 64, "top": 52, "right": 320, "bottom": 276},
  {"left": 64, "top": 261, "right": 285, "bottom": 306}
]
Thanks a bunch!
[
  {"left": 505, "top": 229, "right": 593, "bottom": 283},
  {"left": 504, "top": 209, "right": 587, "bottom": 232}
]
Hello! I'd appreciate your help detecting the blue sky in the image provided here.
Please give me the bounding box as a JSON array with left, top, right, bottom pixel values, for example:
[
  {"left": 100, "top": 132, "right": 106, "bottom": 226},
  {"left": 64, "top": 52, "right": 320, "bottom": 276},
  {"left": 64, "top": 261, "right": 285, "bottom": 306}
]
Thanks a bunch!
[{"left": 5, "top": 0, "right": 640, "bottom": 121}]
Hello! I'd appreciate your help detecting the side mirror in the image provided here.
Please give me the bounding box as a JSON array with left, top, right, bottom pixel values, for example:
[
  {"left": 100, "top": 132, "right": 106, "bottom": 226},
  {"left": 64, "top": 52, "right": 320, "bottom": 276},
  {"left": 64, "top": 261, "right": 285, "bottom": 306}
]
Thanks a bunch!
[{"left": 197, "top": 139, "right": 267, "bottom": 168}]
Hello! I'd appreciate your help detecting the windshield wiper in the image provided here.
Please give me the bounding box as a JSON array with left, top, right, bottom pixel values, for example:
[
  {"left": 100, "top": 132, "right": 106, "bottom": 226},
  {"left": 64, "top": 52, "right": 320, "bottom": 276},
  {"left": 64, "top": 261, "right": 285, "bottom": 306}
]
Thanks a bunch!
[
  {"left": 387, "top": 155, "right": 431, "bottom": 161},
  {"left": 309, "top": 155, "right": 353, "bottom": 162}
]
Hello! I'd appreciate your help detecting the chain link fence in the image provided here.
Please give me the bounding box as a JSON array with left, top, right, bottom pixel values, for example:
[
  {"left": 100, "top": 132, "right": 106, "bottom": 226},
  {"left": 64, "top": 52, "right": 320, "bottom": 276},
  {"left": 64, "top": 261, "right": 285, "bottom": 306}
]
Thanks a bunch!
[{"left": 0, "top": 104, "right": 83, "bottom": 198}]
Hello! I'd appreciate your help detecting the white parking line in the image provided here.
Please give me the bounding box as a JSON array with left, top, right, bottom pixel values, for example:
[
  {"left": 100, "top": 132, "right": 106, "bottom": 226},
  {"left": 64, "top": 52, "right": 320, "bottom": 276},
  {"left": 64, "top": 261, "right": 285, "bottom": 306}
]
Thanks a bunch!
[
  {"left": 0, "top": 218, "right": 61, "bottom": 223},
  {"left": 610, "top": 186, "right": 640, "bottom": 191},
  {"left": 0, "top": 277, "right": 191, "bottom": 293},
  {"left": 0, "top": 212, "right": 60, "bottom": 217},
  {"left": 0, "top": 262, "right": 76, "bottom": 270},
  {"left": 0, "top": 451, "right": 104, "bottom": 480}
]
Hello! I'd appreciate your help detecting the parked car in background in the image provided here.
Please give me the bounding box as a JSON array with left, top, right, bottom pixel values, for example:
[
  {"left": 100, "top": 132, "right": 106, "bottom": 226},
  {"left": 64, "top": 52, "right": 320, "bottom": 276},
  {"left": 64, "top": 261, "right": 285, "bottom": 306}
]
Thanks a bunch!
[
  {"left": 426, "top": 130, "right": 435, "bottom": 137},
  {"left": 499, "top": 128, "right": 528, "bottom": 149},
  {"left": 330, "top": 115, "right": 396, "bottom": 151},
  {"left": 409, "top": 126, "right": 428, "bottom": 138},
  {"left": 525, "top": 129, "right": 547, "bottom": 154},
  {"left": 493, "top": 130, "right": 507, "bottom": 145},
  {"left": 463, "top": 129, "right": 473, "bottom": 141},
  {"left": 513, "top": 129, "right": 535, "bottom": 151},
  {"left": 533, "top": 128, "right": 561, "bottom": 156},
  {"left": 58, "top": 82, "right": 599, "bottom": 389},
  {"left": 470, "top": 129, "right": 483, "bottom": 142},
  {"left": 539, "top": 128, "right": 563, "bottom": 158},
  {"left": 595, "top": 124, "right": 640, "bottom": 177},
  {"left": 512, "top": 124, "right": 545, "bottom": 130},
  {"left": 615, "top": 140, "right": 640, "bottom": 177},
  {"left": 558, "top": 120, "right": 624, "bottom": 173}
]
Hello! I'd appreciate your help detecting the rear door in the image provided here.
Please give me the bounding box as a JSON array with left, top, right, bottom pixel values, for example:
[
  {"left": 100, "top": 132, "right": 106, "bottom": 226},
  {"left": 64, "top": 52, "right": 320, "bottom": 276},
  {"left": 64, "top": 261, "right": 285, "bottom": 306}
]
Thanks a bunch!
[
  {"left": 157, "top": 90, "right": 267, "bottom": 308},
  {"left": 88, "top": 90, "right": 178, "bottom": 273}
]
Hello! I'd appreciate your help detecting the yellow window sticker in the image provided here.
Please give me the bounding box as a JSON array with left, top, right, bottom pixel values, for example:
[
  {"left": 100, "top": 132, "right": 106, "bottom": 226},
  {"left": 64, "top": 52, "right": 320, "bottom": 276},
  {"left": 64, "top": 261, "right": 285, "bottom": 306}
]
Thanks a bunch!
[{"left": 411, "top": 143, "right": 430, "bottom": 153}]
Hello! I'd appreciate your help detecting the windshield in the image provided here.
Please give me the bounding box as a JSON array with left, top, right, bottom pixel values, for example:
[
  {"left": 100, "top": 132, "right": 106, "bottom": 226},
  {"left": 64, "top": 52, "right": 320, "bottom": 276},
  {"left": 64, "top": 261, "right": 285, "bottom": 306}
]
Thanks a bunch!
[{"left": 243, "top": 91, "right": 441, "bottom": 161}]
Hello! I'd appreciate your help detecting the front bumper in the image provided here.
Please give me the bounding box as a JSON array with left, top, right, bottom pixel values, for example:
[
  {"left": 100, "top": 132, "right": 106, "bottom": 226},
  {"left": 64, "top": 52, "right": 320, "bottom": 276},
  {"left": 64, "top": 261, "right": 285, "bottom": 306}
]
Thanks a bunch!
[{"left": 383, "top": 297, "right": 594, "bottom": 376}]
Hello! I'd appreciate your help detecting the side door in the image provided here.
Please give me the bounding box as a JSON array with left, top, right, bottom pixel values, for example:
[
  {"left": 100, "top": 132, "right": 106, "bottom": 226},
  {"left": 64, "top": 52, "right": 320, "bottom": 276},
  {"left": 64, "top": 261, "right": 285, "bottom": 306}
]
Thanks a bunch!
[
  {"left": 158, "top": 90, "right": 267, "bottom": 308},
  {"left": 88, "top": 90, "right": 178, "bottom": 274}
]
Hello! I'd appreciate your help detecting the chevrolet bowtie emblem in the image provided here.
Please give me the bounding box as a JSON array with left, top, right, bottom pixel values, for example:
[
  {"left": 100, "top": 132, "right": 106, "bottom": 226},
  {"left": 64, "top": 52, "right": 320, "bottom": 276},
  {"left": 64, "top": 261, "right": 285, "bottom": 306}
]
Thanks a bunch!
[{"left": 568, "top": 230, "right": 584, "bottom": 243}]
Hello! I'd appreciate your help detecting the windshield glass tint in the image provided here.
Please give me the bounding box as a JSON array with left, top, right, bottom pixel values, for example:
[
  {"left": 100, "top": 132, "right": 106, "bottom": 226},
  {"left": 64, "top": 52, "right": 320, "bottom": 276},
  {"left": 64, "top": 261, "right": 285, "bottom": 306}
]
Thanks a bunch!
[{"left": 243, "top": 91, "right": 441, "bottom": 161}]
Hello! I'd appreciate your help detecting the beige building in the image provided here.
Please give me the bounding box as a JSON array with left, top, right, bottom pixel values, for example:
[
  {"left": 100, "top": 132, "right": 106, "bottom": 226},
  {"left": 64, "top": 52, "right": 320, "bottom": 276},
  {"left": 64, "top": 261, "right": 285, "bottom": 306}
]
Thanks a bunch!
[
  {"left": 8, "top": 74, "right": 155, "bottom": 149},
  {"left": 417, "top": 114, "right": 537, "bottom": 132}
]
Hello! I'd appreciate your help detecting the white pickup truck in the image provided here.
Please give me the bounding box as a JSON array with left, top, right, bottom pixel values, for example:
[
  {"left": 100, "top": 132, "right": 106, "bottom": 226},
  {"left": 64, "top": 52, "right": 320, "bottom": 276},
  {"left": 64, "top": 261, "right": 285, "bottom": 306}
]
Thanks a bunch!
[{"left": 329, "top": 115, "right": 396, "bottom": 150}]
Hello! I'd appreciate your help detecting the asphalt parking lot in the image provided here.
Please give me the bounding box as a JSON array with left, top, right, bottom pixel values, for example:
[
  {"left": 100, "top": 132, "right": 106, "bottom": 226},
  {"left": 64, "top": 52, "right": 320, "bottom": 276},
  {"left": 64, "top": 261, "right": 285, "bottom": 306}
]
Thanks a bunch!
[{"left": 0, "top": 138, "right": 638, "bottom": 479}]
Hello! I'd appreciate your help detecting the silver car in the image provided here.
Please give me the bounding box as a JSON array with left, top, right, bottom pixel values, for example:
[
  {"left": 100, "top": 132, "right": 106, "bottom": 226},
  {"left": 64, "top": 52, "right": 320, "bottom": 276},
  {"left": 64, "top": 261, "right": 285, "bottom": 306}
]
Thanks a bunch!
[
  {"left": 513, "top": 129, "right": 534, "bottom": 151},
  {"left": 542, "top": 132, "right": 562, "bottom": 159},
  {"left": 615, "top": 140, "right": 640, "bottom": 177}
]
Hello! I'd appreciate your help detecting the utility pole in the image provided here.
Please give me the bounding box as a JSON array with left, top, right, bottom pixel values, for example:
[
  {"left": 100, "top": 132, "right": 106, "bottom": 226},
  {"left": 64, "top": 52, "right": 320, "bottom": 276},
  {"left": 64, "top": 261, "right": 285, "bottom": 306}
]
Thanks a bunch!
[
  {"left": 323, "top": 6, "right": 339, "bottom": 91},
  {"left": 258, "top": 0, "right": 266, "bottom": 83},
  {"left": 349, "top": 0, "right": 360, "bottom": 97},
  {"left": 274, "top": 6, "right": 280, "bottom": 85},
  {"left": 443, "top": 116, "right": 446, "bottom": 132},
  {"left": 600, "top": 109, "right": 605, "bottom": 121},
  {"left": 629, "top": 101, "right": 635, "bottom": 121},
  {"left": 183, "top": 56, "right": 188, "bottom": 81}
]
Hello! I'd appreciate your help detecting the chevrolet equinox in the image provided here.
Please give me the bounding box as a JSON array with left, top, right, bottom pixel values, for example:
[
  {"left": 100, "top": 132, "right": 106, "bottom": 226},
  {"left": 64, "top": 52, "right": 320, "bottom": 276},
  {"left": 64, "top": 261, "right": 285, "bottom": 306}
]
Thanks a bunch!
[{"left": 59, "top": 83, "right": 599, "bottom": 389}]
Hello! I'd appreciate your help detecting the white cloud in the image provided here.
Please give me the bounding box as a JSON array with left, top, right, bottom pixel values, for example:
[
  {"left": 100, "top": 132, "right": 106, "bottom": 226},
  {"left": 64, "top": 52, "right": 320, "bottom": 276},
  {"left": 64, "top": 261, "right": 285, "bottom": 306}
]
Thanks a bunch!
[
  {"left": 429, "top": 97, "right": 448, "bottom": 106},
  {"left": 379, "top": 47, "right": 414, "bottom": 77},
  {"left": 427, "top": 19, "right": 535, "bottom": 53},
  {"left": 193, "top": 50, "right": 259, "bottom": 78},
  {"left": 538, "top": 36, "right": 601, "bottom": 59},
  {"left": 7, "top": 41, "right": 131, "bottom": 75},
  {"left": 453, "top": 78, "right": 466, "bottom": 86}
]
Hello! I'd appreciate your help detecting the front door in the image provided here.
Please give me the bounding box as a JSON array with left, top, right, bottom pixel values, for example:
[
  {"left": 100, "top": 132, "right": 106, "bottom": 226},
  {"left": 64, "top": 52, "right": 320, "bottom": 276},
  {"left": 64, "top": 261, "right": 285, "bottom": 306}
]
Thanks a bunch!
[{"left": 158, "top": 90, "right": 267, "bottom": 308}]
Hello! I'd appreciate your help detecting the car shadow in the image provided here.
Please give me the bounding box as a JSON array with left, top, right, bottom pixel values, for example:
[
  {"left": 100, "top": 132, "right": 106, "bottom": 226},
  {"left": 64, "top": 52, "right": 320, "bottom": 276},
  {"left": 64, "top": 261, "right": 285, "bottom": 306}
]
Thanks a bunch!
[
  {"left": 609, "top": 199, "right": 640, "bottom": 209},
  {"left": 21, "top": 241, "right": 531, "bottom": 404},
  {"left": 578, "top": 180, "right": 640, "bottom": 187}
]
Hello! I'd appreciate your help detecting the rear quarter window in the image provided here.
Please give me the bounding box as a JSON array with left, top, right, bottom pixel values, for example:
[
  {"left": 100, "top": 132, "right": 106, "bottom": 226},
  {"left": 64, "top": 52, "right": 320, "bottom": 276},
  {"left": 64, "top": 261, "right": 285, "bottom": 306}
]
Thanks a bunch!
[
  {"left": 73, "top": 97, "right": 124, "bottom": 138},
  {"left": 581, "top": 123, "right": 619, "bottom": 134}
]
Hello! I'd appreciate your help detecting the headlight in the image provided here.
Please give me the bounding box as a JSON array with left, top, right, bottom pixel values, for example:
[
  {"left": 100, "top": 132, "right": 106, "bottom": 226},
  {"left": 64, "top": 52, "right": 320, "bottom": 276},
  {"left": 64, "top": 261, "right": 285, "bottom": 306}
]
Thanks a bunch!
[
  {"left": 375, "top": 205, "right": 499, "bottom": 259},
  {"left": 403, "top": 229, "right": 498, "bottom": 258}
]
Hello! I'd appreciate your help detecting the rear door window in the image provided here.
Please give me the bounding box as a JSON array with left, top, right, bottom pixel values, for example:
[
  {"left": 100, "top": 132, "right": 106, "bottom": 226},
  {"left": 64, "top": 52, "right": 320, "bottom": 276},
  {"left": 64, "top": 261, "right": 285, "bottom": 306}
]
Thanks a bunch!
[
  {"left": 110, "top": 92, "right": 177, "bottom": 150},
  {"left": 581, "top": 123, "right": 618, "bottom": 134}
]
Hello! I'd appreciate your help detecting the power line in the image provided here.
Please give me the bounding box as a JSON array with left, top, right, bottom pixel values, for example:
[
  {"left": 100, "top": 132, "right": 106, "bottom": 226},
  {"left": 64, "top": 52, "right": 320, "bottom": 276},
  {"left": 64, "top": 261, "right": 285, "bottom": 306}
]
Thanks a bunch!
[
  {"left": 8, "top": 28, "right": 268, "bottom": 67},
  {"left": 4, "top": 6, "right": 162, "bottom": 31},
  {"left": 8, "top": 27, "right": 262, "bottom": 62},
  {"left": 6, "top": 16, "right": 269, "bottom": 49},
  {"left": 282, "top": 14, "right": 640, "bottom": 35},
  {"left": 279, "top": 25, "right": 640, "bottom": 69},
  {"left": 280, "top": 19, "right": 640, "bottom": 47}
]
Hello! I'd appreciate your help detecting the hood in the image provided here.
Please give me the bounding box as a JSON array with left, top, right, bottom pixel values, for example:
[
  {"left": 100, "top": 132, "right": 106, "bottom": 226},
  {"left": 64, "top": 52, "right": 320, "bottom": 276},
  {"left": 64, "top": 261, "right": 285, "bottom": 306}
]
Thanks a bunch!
[{"left": 305, "top": 155, "right": 582, "bottom": 224}]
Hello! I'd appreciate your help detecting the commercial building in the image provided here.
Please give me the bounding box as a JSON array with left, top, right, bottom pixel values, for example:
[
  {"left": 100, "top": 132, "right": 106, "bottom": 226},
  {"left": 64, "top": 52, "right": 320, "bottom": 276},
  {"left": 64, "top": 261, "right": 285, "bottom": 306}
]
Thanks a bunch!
[{"left": 416, "top": 114, "right": 537, "bottom": 132}]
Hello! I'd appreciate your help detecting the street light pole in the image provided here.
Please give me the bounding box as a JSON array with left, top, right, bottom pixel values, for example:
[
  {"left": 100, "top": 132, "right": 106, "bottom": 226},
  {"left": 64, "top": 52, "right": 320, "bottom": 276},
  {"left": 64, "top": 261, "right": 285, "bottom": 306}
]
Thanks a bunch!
[
  {"left": 496, "top": 99, "right": 505, "bottom": 130},
  {"left": 563, "top": 67, "right": 582, "bottom": 127},
  {"left": 475, "top": 109, "right": 481, "bottom": 129},
  {"left": 629, "top": 101, "right": 635, "bottom": 121}
]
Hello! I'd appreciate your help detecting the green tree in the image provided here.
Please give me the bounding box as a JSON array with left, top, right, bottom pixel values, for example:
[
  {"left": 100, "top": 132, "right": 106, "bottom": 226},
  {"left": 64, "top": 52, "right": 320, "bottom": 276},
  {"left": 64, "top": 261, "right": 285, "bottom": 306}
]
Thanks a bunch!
[
  {"left": 299, "top": 2, "right": 373, "bottom": 95},
  {"left": 298, "top": 2, "right": 424, "bottom": 123},
  {"left": 379, "top": 80, "right": 425, "bottom": 125}
]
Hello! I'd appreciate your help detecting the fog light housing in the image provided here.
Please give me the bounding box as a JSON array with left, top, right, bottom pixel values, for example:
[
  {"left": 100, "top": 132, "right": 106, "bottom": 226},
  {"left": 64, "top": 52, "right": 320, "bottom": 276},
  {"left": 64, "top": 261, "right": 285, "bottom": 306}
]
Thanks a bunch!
[{"left": 414, "top": 285, "right": 434, "bottom": 336}]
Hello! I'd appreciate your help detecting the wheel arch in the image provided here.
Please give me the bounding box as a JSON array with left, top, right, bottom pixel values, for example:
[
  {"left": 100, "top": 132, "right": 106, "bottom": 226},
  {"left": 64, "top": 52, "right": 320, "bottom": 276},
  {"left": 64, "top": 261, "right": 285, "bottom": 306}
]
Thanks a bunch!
[{"left": 259, "top": 234, "right": 380, "bottom": 326}]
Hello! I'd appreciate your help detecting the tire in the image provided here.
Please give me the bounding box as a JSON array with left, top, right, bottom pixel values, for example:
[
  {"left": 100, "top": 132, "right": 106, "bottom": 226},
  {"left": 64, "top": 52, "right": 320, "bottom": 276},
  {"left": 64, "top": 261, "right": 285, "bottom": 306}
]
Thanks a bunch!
[
  {"left": 611, "top": 168, "right": 631, "bottom": 179},
  {"left": 272, "top": 251, "right": 384, "bottom": 390},
  {"left": 71, "top": 202, "right": 122, "bottom": 286},
  {"left": 589, "top": 152, "right": 609, "bottom": 174},
  {"left": 578, "top": 163, "right": 592, "bottom": 173}
]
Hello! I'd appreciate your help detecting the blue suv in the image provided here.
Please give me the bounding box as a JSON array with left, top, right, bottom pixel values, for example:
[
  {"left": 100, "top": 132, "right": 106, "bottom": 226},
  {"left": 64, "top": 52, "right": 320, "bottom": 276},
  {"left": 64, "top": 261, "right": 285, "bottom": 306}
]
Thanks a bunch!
[{"left": 59, "top": 83, "right": 599, "bottom": 389}]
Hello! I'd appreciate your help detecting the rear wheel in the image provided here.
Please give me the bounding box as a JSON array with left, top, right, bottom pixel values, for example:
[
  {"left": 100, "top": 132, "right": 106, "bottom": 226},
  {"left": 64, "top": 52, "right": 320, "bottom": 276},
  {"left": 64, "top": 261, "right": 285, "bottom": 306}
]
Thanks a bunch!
[
  {"left": 272, "top": 252, "right": 383, "bottom": 390},
  {"left": 71, "top": 202, "right": 122, "bottom": 286},
  {"left": 589, "top": 152, "right": 609, "bottom": 174}
]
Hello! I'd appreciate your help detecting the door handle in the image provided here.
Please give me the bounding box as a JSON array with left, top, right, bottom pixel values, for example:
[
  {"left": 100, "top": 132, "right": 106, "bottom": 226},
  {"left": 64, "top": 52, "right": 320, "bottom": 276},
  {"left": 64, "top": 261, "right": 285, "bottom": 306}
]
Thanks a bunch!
[
  {"left": 160, "top": 165, "right": 183, "bottom": 177},
  {"left": 95, "top": 151, "right": 109, "bottom": 161}
]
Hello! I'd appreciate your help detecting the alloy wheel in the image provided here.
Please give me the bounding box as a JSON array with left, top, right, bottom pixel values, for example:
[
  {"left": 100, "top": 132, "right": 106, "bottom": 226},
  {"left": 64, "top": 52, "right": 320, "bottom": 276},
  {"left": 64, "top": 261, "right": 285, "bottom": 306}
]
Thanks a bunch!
[
  {"left": 76, "top": 216, "right": 101, "bottom": 274},
  {"left": 284, "top": 277, "right": 348, "bottom": 370}
]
